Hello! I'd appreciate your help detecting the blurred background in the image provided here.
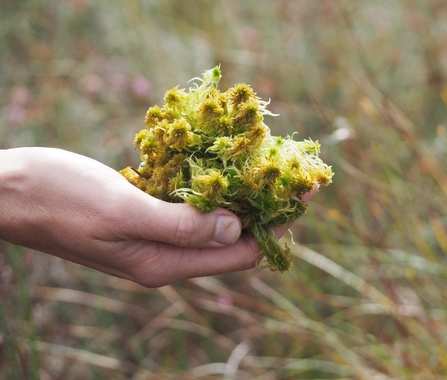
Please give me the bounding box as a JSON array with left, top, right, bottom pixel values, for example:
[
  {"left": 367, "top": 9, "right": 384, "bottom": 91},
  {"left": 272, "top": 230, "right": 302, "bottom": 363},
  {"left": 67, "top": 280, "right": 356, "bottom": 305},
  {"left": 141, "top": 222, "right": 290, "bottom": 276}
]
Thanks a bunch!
[{"left": 1, "top": 1, "right": 447, "bottom": 379}]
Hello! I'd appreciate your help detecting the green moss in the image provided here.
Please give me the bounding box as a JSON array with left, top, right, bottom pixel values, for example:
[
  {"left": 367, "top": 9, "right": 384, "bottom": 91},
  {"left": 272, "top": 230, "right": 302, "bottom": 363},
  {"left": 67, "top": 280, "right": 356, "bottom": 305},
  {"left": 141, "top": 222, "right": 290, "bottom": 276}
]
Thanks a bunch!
[{"left": 120, "top": 66, "right": 333, "bottom": 272}]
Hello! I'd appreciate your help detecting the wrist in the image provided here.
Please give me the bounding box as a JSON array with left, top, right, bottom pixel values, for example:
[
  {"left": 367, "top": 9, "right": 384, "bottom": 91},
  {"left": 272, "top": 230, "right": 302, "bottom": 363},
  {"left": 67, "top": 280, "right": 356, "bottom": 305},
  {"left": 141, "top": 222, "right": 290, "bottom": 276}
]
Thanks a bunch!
[
  {"left": 0, "top": 148, "right": 29, "bottom": 240},
  {"left": 0, "top": 148, "right": 29, "bottom": 192}
]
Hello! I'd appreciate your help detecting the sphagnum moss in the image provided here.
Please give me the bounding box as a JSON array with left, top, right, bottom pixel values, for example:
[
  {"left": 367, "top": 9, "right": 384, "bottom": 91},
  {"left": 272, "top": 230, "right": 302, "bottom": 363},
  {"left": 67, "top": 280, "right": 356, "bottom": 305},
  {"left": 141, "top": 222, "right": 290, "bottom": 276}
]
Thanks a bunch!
[{"left": 120, "top": 67, "right": 333, "bottom": 272}]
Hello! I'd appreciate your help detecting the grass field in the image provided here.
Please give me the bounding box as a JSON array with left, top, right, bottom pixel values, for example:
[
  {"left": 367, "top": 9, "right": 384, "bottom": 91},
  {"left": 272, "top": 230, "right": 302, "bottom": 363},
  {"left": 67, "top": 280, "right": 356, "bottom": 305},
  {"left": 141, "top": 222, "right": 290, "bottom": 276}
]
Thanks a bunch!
[{"left": 1, "top": 1, "right": 447, "bottom": 379}]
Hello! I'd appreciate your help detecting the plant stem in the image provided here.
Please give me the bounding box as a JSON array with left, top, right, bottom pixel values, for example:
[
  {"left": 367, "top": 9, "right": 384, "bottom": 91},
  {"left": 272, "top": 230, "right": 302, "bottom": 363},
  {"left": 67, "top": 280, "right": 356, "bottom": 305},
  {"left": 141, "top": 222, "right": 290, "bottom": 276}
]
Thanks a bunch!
[{"left": 250, "top": 224, "right": 293, "bottom": 272}]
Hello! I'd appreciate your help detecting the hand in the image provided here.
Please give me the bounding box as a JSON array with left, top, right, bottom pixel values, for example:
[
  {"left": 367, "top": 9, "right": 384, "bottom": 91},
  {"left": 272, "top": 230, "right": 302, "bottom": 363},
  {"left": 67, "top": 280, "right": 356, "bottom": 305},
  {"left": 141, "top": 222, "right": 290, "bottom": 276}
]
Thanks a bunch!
[{"left": 0, "top": 147, "right": 311, "bottom": 287}]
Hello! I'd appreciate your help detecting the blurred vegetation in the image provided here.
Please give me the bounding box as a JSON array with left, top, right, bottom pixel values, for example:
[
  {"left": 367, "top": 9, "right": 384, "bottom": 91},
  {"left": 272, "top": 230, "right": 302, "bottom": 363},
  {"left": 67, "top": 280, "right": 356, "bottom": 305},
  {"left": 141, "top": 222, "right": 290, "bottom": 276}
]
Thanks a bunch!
[{"left": 1, "top": 0, "right": 447, "bottom": 379}]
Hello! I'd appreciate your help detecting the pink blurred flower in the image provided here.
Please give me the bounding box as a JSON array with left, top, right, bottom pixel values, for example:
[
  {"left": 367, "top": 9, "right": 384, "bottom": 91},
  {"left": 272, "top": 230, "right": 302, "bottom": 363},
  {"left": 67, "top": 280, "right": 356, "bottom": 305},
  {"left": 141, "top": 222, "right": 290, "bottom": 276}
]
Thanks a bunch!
[
  {"left": 217, "top": 294, "right": 234, "bottom": 310},
  {"left": 238, "top": 26, "right": 260, "bottom": 48},
  {"left": 7, "top": 105, "right": 27, "bottom": 125},
  {"left": 131, "top": 76, "right": 152, "bottom": 97}
]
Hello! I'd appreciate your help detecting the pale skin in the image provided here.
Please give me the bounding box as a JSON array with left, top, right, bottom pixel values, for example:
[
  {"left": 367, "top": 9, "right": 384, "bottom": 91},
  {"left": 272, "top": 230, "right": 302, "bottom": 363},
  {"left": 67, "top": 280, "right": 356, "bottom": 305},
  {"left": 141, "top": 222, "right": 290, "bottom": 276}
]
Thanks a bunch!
[{"left": 0, "top": 147, "right": 317, "bottom": 288}]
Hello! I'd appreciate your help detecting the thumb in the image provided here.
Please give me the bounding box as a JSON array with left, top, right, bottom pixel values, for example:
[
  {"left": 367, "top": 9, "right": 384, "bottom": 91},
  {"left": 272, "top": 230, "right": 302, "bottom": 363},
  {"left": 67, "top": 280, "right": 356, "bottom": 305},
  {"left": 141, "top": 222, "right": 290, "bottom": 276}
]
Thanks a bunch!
[{"left": 123, "top": 190, "right": 242, "bottom": 248}]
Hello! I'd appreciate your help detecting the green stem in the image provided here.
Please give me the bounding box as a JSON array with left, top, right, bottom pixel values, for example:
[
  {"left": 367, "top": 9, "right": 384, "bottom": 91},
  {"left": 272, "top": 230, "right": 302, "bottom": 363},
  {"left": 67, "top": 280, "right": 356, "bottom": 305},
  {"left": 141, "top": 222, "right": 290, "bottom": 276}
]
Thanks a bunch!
[{"left": 250, "top": 224, "right": 293, "bottom": 272}]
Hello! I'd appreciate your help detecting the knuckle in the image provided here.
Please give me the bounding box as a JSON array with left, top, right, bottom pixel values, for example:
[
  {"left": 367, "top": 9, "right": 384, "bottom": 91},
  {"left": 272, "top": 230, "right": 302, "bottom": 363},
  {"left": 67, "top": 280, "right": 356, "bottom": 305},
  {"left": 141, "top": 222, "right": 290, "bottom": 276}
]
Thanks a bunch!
[
  {"left": 130, "top": 243, "right": 171, "bottom": 288},
  {"left": 173, "top": 211, "right": 202, "bottom": 247}
]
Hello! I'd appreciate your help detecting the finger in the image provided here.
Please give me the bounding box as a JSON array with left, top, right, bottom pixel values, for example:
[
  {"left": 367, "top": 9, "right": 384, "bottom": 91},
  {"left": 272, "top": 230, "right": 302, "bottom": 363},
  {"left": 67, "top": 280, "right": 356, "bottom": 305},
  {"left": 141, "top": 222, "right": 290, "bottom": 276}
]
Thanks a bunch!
[
  {"left": 127, "top": 233, "right": 260, "bottom": 287},
  {"left": 125, "top": 224, "right": 292, "bottom": 288},
  {"left": 270, "top": 223, "right": 293, "bottom": 237},
  {"left": 302, "top": 184, "right": 319, "bottom": 203},
  {"left": 122, "top": 189, "right": 242, "bottom": 248}
]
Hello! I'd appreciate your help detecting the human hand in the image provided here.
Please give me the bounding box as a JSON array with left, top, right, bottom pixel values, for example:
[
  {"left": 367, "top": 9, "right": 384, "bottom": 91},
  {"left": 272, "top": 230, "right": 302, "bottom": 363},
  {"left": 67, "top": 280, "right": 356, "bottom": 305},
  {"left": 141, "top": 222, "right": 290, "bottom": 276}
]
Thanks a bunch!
[{"left": 0, "top": 147, "right": 314, "bottom": 287}]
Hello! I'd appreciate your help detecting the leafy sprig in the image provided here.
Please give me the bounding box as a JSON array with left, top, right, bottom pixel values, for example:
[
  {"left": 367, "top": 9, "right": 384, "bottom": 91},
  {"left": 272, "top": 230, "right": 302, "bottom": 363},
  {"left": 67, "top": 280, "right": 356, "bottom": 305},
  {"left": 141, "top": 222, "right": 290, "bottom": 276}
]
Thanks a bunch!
[{"left": 121, "top": 67, "right": 333, "bottom": 272}]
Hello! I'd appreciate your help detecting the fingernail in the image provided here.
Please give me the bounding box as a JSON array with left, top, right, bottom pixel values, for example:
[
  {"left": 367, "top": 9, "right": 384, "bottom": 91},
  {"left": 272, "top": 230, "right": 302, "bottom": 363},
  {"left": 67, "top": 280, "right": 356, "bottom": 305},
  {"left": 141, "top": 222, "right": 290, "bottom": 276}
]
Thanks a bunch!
[{"left": 214, "top": 216, "right": 241, "bottom": 245}]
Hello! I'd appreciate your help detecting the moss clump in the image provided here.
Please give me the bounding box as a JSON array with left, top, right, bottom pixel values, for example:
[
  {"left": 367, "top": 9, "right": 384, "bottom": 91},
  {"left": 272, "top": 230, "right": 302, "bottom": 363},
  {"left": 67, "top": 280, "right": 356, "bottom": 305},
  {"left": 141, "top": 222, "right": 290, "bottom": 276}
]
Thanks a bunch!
[{"left": 120, "top": 66, "right": 333, "bottom": 272}]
